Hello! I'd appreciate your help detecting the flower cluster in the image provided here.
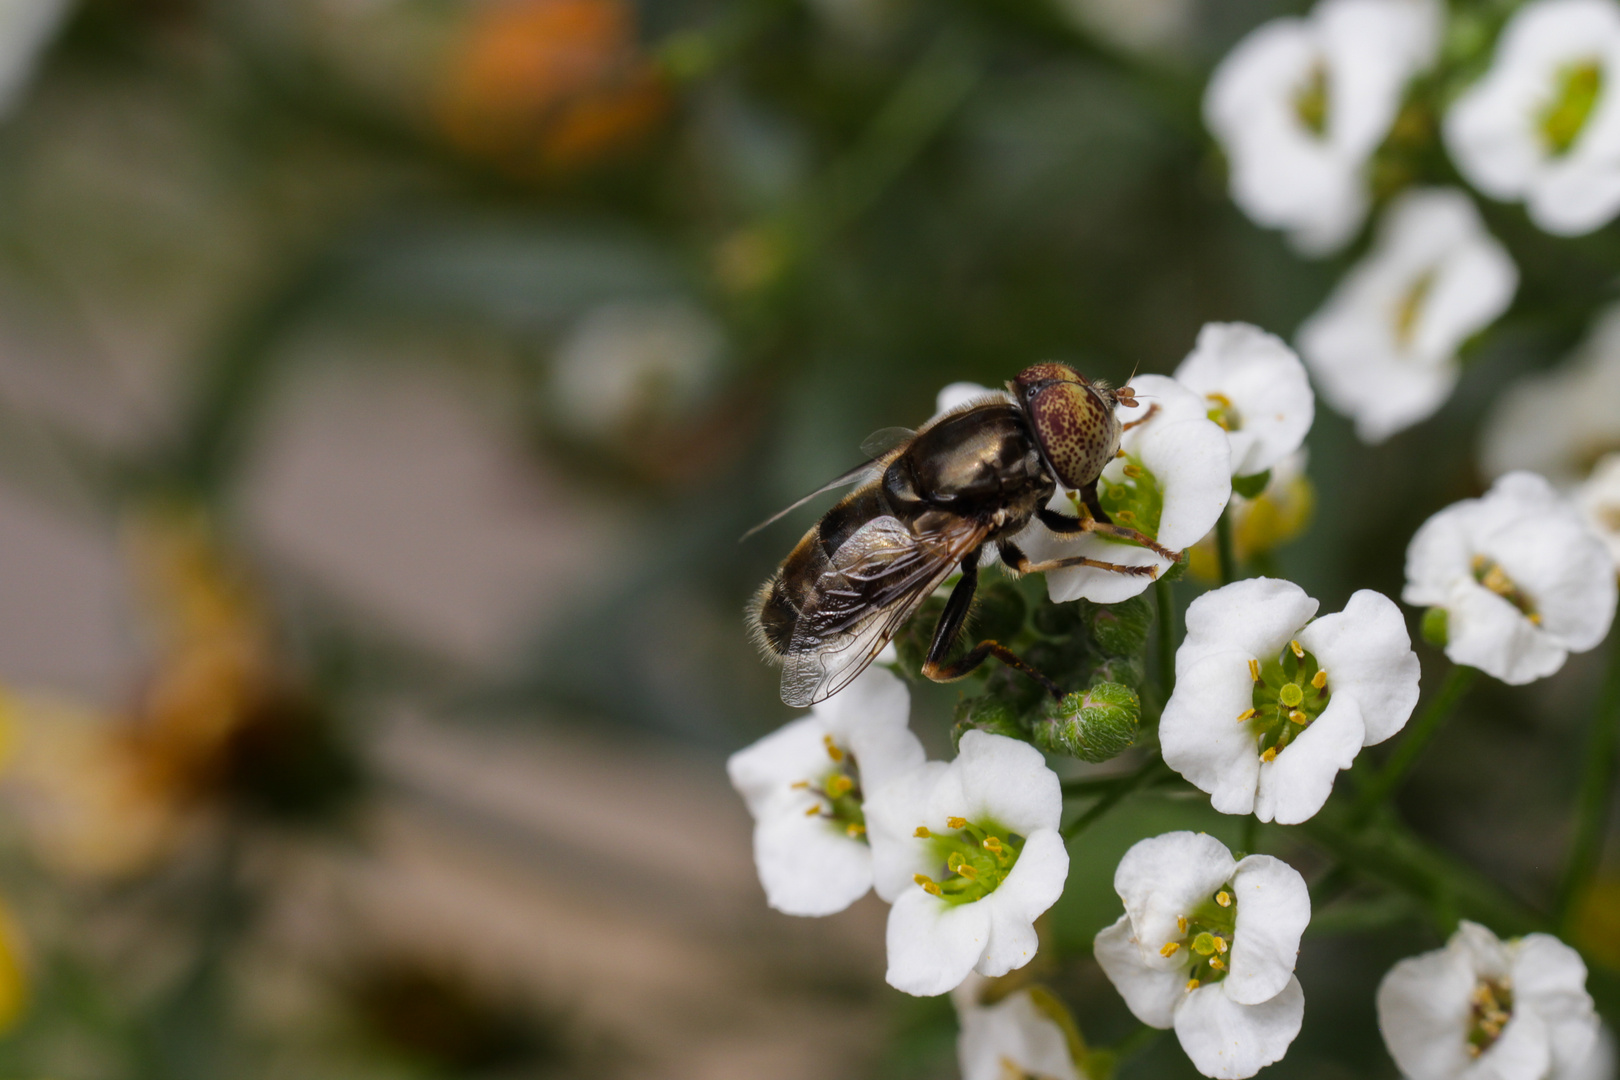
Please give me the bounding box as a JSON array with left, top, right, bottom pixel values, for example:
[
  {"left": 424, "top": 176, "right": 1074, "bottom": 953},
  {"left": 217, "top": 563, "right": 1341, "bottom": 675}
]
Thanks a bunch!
[{"left": 729, "top": 669, "right": 1070, "bottom": 998}]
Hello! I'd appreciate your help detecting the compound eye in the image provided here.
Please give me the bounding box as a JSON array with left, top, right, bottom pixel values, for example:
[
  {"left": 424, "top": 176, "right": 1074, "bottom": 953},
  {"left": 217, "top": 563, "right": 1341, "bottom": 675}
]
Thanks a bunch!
[{"left": 1025, "top": 381, "right": 1119, "bottom": 490}]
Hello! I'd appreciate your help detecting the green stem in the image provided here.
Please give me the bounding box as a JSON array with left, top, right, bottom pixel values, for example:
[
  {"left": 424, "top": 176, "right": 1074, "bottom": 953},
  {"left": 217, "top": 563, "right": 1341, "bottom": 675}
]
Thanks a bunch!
[
  {"left": 1063, "top": 758, "right": 1161, "bottom": 840},
  {"left": 1353, "top": 665, "right": 1478, "bottom": 823},
  {"left": 1215, "top": 507, "right": 1237, "bottom": 585},
  {"left": 1557, "top": 627, "right": 1620, "bottom": 928},
  {"left": 1154, "top": 576, "right": 1176, "bottom": 700}
]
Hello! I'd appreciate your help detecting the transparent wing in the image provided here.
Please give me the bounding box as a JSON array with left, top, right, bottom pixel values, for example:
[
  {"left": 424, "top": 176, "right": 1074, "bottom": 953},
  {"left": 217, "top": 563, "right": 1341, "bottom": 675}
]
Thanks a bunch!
[
  {"left": 780, "top": 514, "right": 988, "bottom": 707},
  {"left": 859, "top": 426, "right": 916, "bottom": 459},
  {"left": 740, "top": 459, "right": 882, "bottom": 542}
]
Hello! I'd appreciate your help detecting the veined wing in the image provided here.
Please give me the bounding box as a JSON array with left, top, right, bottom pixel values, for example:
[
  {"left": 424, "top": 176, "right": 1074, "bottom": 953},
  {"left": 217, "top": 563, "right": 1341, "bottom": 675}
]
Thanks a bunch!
[
  {"left": 780, "top": 514, "right": 989, "bottom": 707},
  {"left": 740, "top": 431, "right": 916, "bottom": 543}
]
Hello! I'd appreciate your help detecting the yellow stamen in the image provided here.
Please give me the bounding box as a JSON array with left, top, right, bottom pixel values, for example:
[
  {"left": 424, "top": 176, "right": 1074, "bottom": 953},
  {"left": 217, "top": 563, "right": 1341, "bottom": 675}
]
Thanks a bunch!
[
  {"left": 1177, "top": 916, "right": 1188, "bottom": 934},
  {"left": 914, "top": 826, "right": 932, "bottom": 839},
  {"left": 805, "top": 804, "right": 823, "bottom": 816},
  {"left": 790, "top": 780, "right": 810, "bottom": 789},
  {"left": 1216, "top": 890, "right": 1232, "bottom": 908},
  {"left": 1160, "top": 942, "right": 1181, "bottom": 958},
  {"left": 947, "top": 816, "right": 968, "bottom": 830},
  {"left": 1290, "top": 639, "right": 1304, "bottom": 658},
  {"left": 846, "top": 822, "right": 865, "bottom": 837},
  {"left": 1186, "top": 979, "right": 1200, "bottom": 992},
  {"left": 1116, "top": 510, "right": 1137, "bottom": 525},
  {"left": 1289, "top": 710, "right": 1308, "bottom": 725},
  {"left": 1209, "top": 956, "right": 1227, "bottom": 972},
  {"left": 1312, "top": 669, "right": 1328, "bottom": 689},
  {"left": 1213, "top": 935, "right": 1228, "bottom": 954},
  {"left": 914, "top": 874, "right": 943, "bottom": 897},
  {"left": 957, "top": 864, "right": 979, "bottom": 880},
  {"left": 1237, "top": 708, "right": 1257, "bottom": 722},
  {"left": 982, "top": 837, "right": 1003, "bottom": 853},
  {"left": 1261, "top": 746, "right": 1278, "bottom": 763},
  {"left": 825, "top": 774, "right": 853, "bottom": 798},
  {"left": 823, "top": 735, "right": 844, "bottom": 762},
  {"left": 1248, "top": 659, "right": 1262, "bottom": 682},
  {"left": 1123, "top": 464, "right": 1143, "bottom": 479}
]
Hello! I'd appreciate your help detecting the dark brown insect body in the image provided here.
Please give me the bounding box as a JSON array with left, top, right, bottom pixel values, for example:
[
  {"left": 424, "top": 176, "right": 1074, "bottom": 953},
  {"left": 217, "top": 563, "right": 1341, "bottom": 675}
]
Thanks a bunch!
[{"left": 750, "top": 364, "right": 1174, "bottom": 707}]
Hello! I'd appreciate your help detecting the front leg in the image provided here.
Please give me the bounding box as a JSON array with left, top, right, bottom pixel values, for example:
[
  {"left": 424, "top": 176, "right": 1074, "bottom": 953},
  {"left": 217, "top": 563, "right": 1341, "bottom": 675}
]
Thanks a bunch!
[
  {"left": 921, "top": 549, "right": 1063, "bottom": 699},
  {"left": 1000, "top": 538, "right": 1160, "bottom": 580},
  {"left": 1036, "top": 506, "right": 1181, "bottom": 563}
]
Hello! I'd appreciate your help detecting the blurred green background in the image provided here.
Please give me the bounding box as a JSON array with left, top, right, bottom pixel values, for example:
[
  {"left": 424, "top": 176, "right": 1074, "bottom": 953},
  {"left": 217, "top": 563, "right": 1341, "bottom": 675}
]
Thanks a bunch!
[{"left": 0, "top": 0, "right": 1613, "bottom": 1076}]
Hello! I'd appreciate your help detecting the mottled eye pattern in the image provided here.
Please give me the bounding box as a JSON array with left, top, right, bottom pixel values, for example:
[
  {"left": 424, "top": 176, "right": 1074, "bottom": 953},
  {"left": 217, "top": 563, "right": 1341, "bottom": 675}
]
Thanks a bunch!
[{"left": 1014, "top": 364, "right": 1121, "bottom": 490}]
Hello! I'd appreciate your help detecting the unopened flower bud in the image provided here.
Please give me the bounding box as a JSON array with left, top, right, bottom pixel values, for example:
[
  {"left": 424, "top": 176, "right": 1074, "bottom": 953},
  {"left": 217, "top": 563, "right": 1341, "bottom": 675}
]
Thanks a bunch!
[
  {"left": 951, "top": 695, "right": 1028, "bottom": 749},
  {"left": 1030, "top": 682, "right": 1140, "bottom": 763},
  {"left": 1089, "top": 594, "right": 1154, "bottom": 657}
]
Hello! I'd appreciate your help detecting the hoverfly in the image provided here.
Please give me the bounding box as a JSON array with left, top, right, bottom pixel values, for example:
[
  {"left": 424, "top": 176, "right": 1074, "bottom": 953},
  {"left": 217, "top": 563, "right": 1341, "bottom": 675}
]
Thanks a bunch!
[{"left": 748, "top": 363, "right": 1177, "bottom": 707}]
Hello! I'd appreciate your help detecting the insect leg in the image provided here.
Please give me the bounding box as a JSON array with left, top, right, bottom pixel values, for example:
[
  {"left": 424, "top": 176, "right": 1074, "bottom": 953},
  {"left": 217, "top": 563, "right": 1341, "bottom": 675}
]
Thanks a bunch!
[
  {"left": 921, "top": 550, "right": 1063, "bottom": 699},
  {"left": 1079, "top": 482, "right": 1111, "bottom": 524},
  {"left": 1120, "top": 402, "right": 1160, "bottom": 431},
  {"left": 1000, "top": 539, "right": 1161, "bottom": 579},
  {"left": 1035, "top": 507, "right": 1180, "bottom": 561}
]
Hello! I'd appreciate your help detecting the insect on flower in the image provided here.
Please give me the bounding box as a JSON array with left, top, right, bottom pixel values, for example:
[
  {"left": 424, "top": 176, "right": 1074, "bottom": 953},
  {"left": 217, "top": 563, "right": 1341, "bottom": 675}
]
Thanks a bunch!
[{"left": 746, "top": 363, "right": 1177, "bottom": 707}]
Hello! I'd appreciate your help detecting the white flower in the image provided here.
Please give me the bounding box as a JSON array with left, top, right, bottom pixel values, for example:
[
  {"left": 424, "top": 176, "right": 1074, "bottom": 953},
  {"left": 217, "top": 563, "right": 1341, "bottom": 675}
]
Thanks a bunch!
[
  {"left": 1577, "top": 453, "right": 1620, "bottom": 568},
  {"left": 1568, "top": 1025, "right": 1617, "bottom": 1080},
  {"left": 934, "top": 381, "right": 1011, "bottom": 418},
  {"left": 1298, "top": 187, "right": 1519, "bottom": 444},
  {"left": 1480, "top": 302, "right": 1620, "bottom": 490},
  {"left": 1204, "top": 0, "right": 1443, "bottom": 256},
  {"left": 1173, "top": 322, "right": 1315, "bottom": 480},
  {"left": 1093, "top": 831, "right": 1309, "bottom": 1080},
  {"left": 1444, "top": 0, "right": 1620, "bottom": 237},
  {"left": 1377, "top": 921, "right": 1599, "bottom": 1080},
  {"left": 1161, "top": 578, "right": 1420, "bottom": 824},
  {"left": 726, "top": 663, "right": 924, "bottom": 916},
  {"left": 1404, "top": 471, "right": 1618, "bottom": 684},
  {"left": 0, "top": 0, "right": 70, "bottom": 119},
  {"left": 548, "top": 300, "right": 724, "bottom": 439},
  {"left": 952, "top": 976, "right": 1083, "bottom": 1080},
  {"left": 1018, "top": 374, "right": 1232, "bottom": 604},
  {"left": 864, "top": 731, "right": 1069, "bottom": 997}
]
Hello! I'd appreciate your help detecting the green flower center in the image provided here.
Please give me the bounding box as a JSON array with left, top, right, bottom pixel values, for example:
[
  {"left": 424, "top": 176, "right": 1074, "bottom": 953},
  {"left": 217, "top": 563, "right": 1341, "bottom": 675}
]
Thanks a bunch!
[
  {"left": 1472, "top": 554, "right": 1541, "bottom": 625},
  {"left": 1467, "top": 977, "right": 1514, "bottom": 1058},
  {"left": 1243, "top": 640, "right": 1331, "bottom": 761},
  {"left": 1162, "top": 884, "right": 1239, "bottom": 990},
  {"left": 1096, "top": 454, "right": 1164, "bottom": 541},
  {"left": 913, "top": 818, "right": 1023, "bottom": 905},
  {"left": 1205, "top": 392, "right": 1243, "bottom": 432},
  {"left": 798, "top": 735, "right": 867, "bottom": 841},
  {"left": 1294, "top": 61, "right": 1330, "bottom": 137},
  {"left": 1393, "top": 269, "right": 1436, "bottom": 347},
  {"left": 1542, "top": 60, "right": 1604, "bottom": 156}
]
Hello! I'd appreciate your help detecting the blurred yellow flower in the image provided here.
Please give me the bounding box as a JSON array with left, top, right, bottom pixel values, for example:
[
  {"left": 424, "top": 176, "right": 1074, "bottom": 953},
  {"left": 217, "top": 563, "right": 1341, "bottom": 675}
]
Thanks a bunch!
[
  {"left": 1189, "top": 450, "right": 1315, "bottom": 582},
  {"left": 1571, "top": 874, "right": 1620, "bottom": 971},
  {"left": 438, "top": 0, "right": 669, "bottom": 175}
]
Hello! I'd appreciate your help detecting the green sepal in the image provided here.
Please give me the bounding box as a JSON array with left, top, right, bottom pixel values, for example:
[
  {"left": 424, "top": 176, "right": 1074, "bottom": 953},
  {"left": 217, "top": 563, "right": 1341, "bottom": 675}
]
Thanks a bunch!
[
  {"left": 1421, "top": 606, "right": 1450, "bottom": 648},
  {"left": 1231, "top": 470, "right": 1272, "bottom": 499},
  {"left": 951, "top": 695, "right": 1028, "bottom": 749},
  {"left": 1089, "top": 594, "right": 1153, "bottom": 657},
  {"left": 1030, "top": 683, "right": 1139, "bottom": 762}
]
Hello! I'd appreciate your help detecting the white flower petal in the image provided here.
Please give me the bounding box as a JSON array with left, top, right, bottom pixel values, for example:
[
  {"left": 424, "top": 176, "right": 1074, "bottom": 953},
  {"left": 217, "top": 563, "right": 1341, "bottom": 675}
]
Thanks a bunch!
[
  {"left": 978, "top": 829, "right": 1069, "bottom": 977},
  {"left": 1160, "top": 651, "right": 1265, "bottom": 817},
  {"left": 1135, "top": 421, "right": 1235, "bottom": 553},
  {"left": 1512, "top": 935, "right": 1599, "bottom": 1076},
  {"left": 1174, "top": 322, "right": 1316, "bottom": 477},
  {"left": 753, "top": 809, "right": 874, "bottom": 916},
  {"left": 1297, "top": 589, "right": 1421, "bottom": 745},
  {"left": 1173, "top": 976, "right": 1305, "bottom": 1080},
  {"left": 1178, "top": 577, "right": 1319, "bottom": 675},
  {"left": 1255, "top": 694, "right": 1365, "bottom": 824},
  {"left": 957, "top": 989, "right": 1082, "bottom": 1080},
  {"left": 1114, "top": 831, "right": 1238, "bottom": 963},
  {"left": 951, "top": 731, "right": 1063, "bottom": 835},
  {"left": 1299, "top": 188, "right": 1517, "bottom": 443},
  {"left": 1476, "top": 1008, "right": 1554, "bottom": 1080},
  {"left": 1224, "top": 855, "right": 1311, "bottom": 1004},
  {"left": 1575, "top": 453, "right": 1620, "bottom": 567},
  {"left": 885, "top": 888, "right": 993, "bottom": 997},
  {"left": 1094, "top": 914, "right": 1186, "bottom": 1029},
  {"left": 1377, "top": 939, "right": 1479, "bottom": 1080},
  {"left": 933, "top": 382, "right": 1010, "bottom": 419},
  {"left": 1560, "top": 1024, "right": 1616, "bottom": 1080},
  {"left": 866, "top": 761, "right": 951, "bottom": 902},
  {"left": 727, "top": 715, "right": 834, "bottom": 817}
]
